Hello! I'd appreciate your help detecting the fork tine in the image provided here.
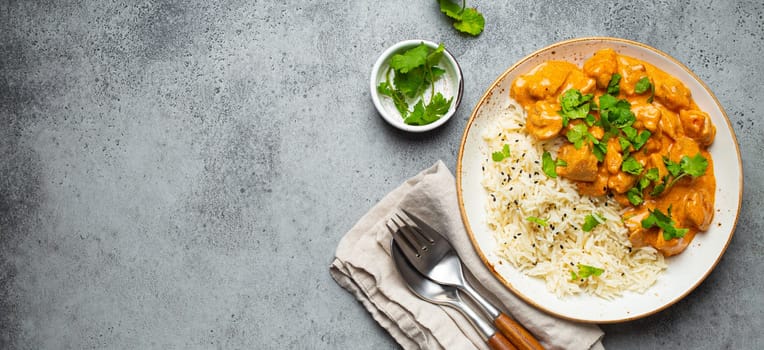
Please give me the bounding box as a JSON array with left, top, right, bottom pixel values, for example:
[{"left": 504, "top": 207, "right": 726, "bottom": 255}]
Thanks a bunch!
[
  {"left": 388, "top": 216, "right": 421, "bottom": 258},
  {"left": 400, "top": 209, "right": 437, "bottom": 243},
  {"left": 395, "top": 212, "right": 434, "bottom": 245}
]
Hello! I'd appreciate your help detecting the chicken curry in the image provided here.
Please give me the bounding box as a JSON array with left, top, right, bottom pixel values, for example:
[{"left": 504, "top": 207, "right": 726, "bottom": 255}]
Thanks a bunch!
[{"left": 510, "top": 48, "right": 716, "bottom": 256}]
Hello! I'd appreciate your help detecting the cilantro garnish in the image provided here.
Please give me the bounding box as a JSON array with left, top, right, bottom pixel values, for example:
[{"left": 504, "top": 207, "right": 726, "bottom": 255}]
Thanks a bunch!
[
  {"left": 559, "top": 89, "right": 594, "bottom": 127},
  {"left": 641, "top": 207, "right": 689, "bottom": 241},
  {"left": 606, "top": 73, "right": 622, "bottom": 95},
  {"left": 582, "top": 213, "right": 606, "bottom": 232},
  {"left": 377, "top": 43, "right": 454, "bottom": 125},
  {"left": 566, "top": 122, "right": 600, "bottom": 150},
  {"left": 491, "top": 144, "right": 511, "bottom": 162},
  {"left": 438, "top": 0, "right": 485, "bottom": 36},
  {"left": 541, "top": 151, "right": 566, "bottom": 178},
  {"left": 635, "top": 77, "right": 655, "bottom": 103},
  {"left": 621, "top": 155, "right": 643, "bottom": 175},
  {"left": 571, "top": 264, "right": 604, "bottom": 280},
  {"left": 526, "top": 216, "right": 549, "bottom": 227},
  {"left": 662, "top": 153, "right": 709, "bottom": 188}
]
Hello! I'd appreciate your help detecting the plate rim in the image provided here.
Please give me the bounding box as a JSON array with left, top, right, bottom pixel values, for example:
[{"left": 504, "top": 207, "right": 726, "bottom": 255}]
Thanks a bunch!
[{"left": 455, "top": 36, "right": 744, "bottom": 323}]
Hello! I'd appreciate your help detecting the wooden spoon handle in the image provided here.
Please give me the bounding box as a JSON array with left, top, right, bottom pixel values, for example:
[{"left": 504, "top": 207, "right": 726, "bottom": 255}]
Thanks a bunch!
[
  {"left": 487, "top": 331, "right": 518, "bottom": 350},
  {"left": 494, "top": 313, "right": 545, "bottom": 350}
]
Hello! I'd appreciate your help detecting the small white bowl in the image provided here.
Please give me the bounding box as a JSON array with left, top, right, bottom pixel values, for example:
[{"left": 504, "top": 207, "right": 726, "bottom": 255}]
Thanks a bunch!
[{"left": 370, "top": 40, "right": 464, "bottom": 132}]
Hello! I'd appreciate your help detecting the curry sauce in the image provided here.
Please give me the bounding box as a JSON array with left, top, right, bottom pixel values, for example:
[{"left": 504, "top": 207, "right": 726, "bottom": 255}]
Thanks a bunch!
[{"left": 510, "top": 49, "right": 716, "bottom": 256}]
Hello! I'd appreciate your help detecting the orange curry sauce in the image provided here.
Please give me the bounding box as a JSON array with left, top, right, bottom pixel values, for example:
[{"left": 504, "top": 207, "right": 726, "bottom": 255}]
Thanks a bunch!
[{"left": 510, "top": 49, "right": 716, "bottom": 256}]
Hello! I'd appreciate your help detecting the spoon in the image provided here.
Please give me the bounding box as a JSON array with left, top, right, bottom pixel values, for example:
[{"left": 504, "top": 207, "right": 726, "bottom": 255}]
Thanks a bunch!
[{"left": 391, "top": 240, "right": 517, "bottom": 350}]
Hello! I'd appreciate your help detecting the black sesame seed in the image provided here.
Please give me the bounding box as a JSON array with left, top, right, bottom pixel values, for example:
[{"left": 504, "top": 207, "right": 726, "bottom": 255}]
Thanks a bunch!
[{"left": 560, "top": 244, "right": 564, "bottom": 249}]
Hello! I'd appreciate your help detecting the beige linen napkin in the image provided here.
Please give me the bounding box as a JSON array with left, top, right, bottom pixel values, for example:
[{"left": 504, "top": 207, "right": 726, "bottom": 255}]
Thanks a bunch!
[{"left": 330, "top": 160, "right": 604, "bottom": 350}]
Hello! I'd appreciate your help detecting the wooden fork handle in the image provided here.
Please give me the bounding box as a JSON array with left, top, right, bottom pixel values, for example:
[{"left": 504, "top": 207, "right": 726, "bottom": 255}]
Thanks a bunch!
[
  {"left": 487, "top": 331, "right": 518, "bottom": 350},
  {"left": 494, "top": 313, "right": 545, "bottom": 350}
]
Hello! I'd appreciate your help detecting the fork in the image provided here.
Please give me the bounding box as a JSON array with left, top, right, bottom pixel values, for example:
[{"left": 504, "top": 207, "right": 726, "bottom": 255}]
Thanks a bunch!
[{"left": 389, "top": 209, "right": 545, "bottom": 350}]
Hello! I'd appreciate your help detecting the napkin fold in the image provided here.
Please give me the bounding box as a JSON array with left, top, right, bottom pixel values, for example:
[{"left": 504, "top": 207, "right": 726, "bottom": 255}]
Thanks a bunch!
[{"left": 330, "top": 161, "right": 604, "bottom": 350}]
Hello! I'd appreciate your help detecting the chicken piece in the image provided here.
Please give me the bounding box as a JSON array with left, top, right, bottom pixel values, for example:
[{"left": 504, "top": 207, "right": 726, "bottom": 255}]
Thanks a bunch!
[
  {"left": 604, "top": 138, "right": 623, "bottom": 175},
  {"left": 577, "top": 167, "right": 609, "bottom": 196},
  {"left": 583, "top": 48, "right": 618, "bottom": 89},
  {"left": 608, "top": 171, "right": 637, "bottom": 194},
  {"left": 560, "top": 69, "right": 596, "bottom": 94},
  {"left": 648, "top": 153, "right": 670, "bottom": 181},
  {"left": 679, "top": 109, "right": 716, "bottom": 146},
  {"left": 648, "top": 67, "right": 692, "bottom": 110},
  {"left": 668, "top": 136, "right": 701, "bottom": 163},
  {"left": 684, "top": 189, "right": 714, "bottom": 230},
  {"left": 511, "top": 61, "right": 578, "bottom": 106},
  {"left": 652, "top": 229, "right": 693, "bottom": 256},
  {"left": 623, "top": 209, "right": 650, "bottom": 248},
  {"left": 632, "top": 103, "right": 661, "bottom": 132},
  {"left": 657, "top": 106, "right": 684, "bottom": 141},
  {"left": 616, "top": 56, "right": 648, "bottom": 96},
  {"left": 556, "top": 143, "right": 599, "bottom": 182},
  {"left": 525, "top": 101, "right": 563, "bottom": 140}
]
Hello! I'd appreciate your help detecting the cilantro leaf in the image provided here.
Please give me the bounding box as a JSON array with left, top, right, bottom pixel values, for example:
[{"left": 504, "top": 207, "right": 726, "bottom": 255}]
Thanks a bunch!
[
  {"left": 626, "top": 187, "right": 644, "bottom": 205},
  {"left": 641, "top": 207, "right": 689, "bottom": 241},
  {"left": 438, "top": 0, "right": 463, "bottom": 19},
  {"left": 621, "top": 156, "right": 643, "bottom": 175},
  {"left": 680, "top": 153, "right": 709, "bottom": 177},
  {"left": 390, "top": 44, "right": 429, "bottom": 73},
  {"left": 571, "top": 264, "right": 604, "bottom": 280},
  {"left": 438, "top": 0, "right": 485, "bottom": 36},
  {"left": 566, "top": 123, "right": 590, "bottom": 149},
  {"left": 582, "top": 213, "right": 606, "bottom": 232},
  {"left": 635, "top": 76, "right": 655, "bottom": 103},
  {"left": 526, "top": 216, "right": 549, "bottom": 227},
  {"left": 542, "top": 151, "right": 564, "bottom": 178},
  {"left": 662, "top": 153, "right": 709, "bottom": 188},
  {"left": 394, "top": 67, "right": 426, "bottom": 98},
  {"left": 453, "top": 8, "right": 485, "bottom": 35},
  {"left": 644, "top": 168, "right": 660, "bottom": 181},
  {"left": 632, "top": 130, "right": 651, "bottom": 150},
  {"left": 491, "top": 144, "right": 511, "bottom": 162},
  {"left": 607, "top": 73, "right": 622, "bottom": 95},
  {"left": 559, "top": 89, "right": 594, "bottom": 126},
  {"left": 403, "top": 100, "right": 428, "bottom": 125}
]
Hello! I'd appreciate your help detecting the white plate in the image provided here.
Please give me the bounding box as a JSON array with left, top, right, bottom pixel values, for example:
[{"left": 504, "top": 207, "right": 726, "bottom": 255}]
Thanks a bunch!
[{"left": 456, "top": 37, "right": 743, "bottom": 323}]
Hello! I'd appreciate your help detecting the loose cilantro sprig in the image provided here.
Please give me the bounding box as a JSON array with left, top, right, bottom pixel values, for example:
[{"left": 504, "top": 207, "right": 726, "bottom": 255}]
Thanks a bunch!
[
  {"left": 491, "top": 144, "right": 511, "bottom": 162},
  {"left": 641, "top": 207, "right": 688, "bottom": 241},
  {"left": 541, "top": 151, "right": 567, "bottom": 178},
  {"left": 582, "top": 213, "right": 606, "bottom": 232},
  {"left": 377, "top": 43, "right": 454, "bottom": 125},
  {"left": 570, "top": 264, "right": 605, "bottom": 280},
  {"left": 438, "top": 0, "right": 485, "bottom": 36}
]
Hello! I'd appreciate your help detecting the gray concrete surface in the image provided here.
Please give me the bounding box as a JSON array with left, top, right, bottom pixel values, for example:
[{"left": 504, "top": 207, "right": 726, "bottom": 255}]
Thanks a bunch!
[{"left": 1, "top": 1, "right": 762, "bottom": 349}]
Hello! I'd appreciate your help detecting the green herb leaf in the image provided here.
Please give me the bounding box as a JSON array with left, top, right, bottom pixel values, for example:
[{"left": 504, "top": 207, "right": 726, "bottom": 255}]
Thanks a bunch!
[
  {"left": 680, "top": 153, "right": 709, "bottom": 177},
  {"left": 438, "top": 0, "right": 485, "bottom": 36},
  {"left": 492, "top": 144, "right": 511, "bottom": 162},
  {"left": 559, "top": 89, "right": 594, "bottom": 127},
  {"left": 607, "top": 73, "right": 622, "bottom": 95},
  {"left": 641, "top": 207, "right": 689, "bottom": 241},
  {"left": 390, "top": 44, "right": 429, "bottom": 73},
  {"left": 632, "top": 130, "right": 652, "bottom": 150},
  {"left": 626, "top": 187, "right": 644, "bottom": 205},
  {"left": 541, "top": 151, "right": 558, "bottom": 178},
  {"left": 438, "top": 0, "right": 462, "bottom": 19},
  {"left": 582, "top": 213, "right": 606, "bottom": 232},
  {"left": 403, "top": 100, "right": 427, "bottom": 125},
  {"left": 453, "top": 8, "right": 485, "bottom": 35},
  {"left": 571, "top": 264, "right": 605, "bottom": 280},
  {"left": 526, "top": 216, "right": 549, "bottom": 227},
  {"left": 635, "top": 77, "right": 652, "bottom": 94},
  {"left": 644, "top": 168, "right": 660, "bottom": 181},
  {"left": 621, "top": 156, "right": 643, "bottom": 175},
  {"left": 566, "top": 123, "right": 591, "bottom": 149}
]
